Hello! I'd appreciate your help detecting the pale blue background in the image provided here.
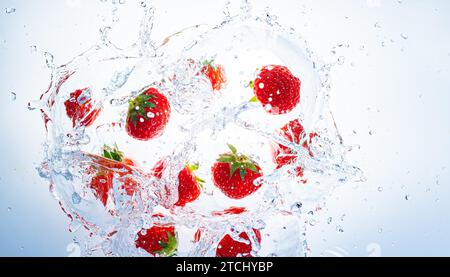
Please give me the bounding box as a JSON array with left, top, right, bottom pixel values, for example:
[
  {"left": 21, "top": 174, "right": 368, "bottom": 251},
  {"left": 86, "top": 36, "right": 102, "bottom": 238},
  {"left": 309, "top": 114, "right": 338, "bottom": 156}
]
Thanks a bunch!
[{"left": 0, "top": 0, "right": 449, "bottom": 256}]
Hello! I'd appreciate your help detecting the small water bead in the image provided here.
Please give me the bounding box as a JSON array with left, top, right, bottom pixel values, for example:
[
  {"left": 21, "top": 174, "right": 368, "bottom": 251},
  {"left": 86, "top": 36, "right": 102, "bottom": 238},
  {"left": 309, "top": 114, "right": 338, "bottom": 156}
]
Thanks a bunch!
[
  {"left": 139, "top": 118, "right": 144, "bottom": 123},
  {"left": 378, "top": 228, "right": 383, "bottom": 233},
  {"left": 30, "top": 45, "right": 37, "bottom": 52},
  {"left": 264, "top": 104, "right": 272, "bottom": 112},
  {"left": 290, "top": 202, "right": 302, "bottom": 212},
  {"left": 5, "top": 7, "right": 16, "bottom": 14},
  {"left": 7, "top": 207, "right": 12, "bottom": 212},
  {"left": 400, "top": 33, "right": 409, "bottom": 40},
  {"left": 10, "top": 92, "right": 17, "bottom": 101},
  {"left": 337, "top": 56, "right": 345, "bottom": 65},
  {"left": 258, "top": 83, "right": 264, "bottom": 89},
  {"left": 378, "top": 186, "right": 383, "bottom": 192},
  {"left": 135, "top": 106, "right": 140, "bottom": 111},
  {"left": 327, "top": 217, "right": 332, "bottom": 224},
  {"left": 268, "top": 97, "right": 272, "bottom": 102},
  {"left": 72, "top": 192, "right": 81, "bottom": 204},
  {"left": 147, "top": 112, "right": 155, "bottom": 118},
  {"left": 405, "top": 194, "right": 410, "bottom": 200},
  {"left": 336, "top": 225, "right": 344, "bottom": 233}
]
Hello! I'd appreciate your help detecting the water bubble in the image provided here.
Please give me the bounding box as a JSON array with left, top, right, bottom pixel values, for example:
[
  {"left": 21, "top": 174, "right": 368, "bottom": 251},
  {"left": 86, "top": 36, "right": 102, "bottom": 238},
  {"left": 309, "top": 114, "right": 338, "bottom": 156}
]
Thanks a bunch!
[
  {"left": 7, "top": 207, "right": 12, "bottom": 212},
  {"left": 147, "top": 112, "right": 155, "bottom": 118},
  {"left": 258, "top": 83, "right": 264, "bottom": 89},
  {"left": 139, "top": 118, "right": 144, "bottom": 123},
  {"left": 405, "top": 194, "right": 410, "bottom": 200},
  {"left": 30, "top": 45, "right": 37, "bottom": 52},
  {"left": 336, "top": 225, "right": 344, "bottom": 233},
  {"left": 10, "top": 92, "right": 17, "bottom": 101},
  {"left": 264, "top": 104, "right": 272, "bottom": 112},
  {"left": 377, "top": 186, "right": 383, "bottom": 192},
  {"left": 140, "top": 1, "right": 147, "bottom": 8},
  {"left": 378, "top": 228, "right": 383, "bottom": 233},
  {"left": 5, "top": 7, "right": 16, "bottom": 14},
  {"left": 400, "top": 33, "right": 409, "bottom": 40},
  {"left": 327, "top": 217, "right": 332, "bottom": 224},
  {"left": 337, "top": 56, "right": 345, "bottom": 65}
]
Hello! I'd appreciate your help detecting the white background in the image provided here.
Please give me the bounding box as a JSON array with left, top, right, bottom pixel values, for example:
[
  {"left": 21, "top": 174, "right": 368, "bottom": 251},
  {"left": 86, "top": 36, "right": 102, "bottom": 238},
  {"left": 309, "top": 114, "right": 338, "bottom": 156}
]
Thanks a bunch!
[{"left": 0, "top": 0, "right": 449, "bottom": 256}]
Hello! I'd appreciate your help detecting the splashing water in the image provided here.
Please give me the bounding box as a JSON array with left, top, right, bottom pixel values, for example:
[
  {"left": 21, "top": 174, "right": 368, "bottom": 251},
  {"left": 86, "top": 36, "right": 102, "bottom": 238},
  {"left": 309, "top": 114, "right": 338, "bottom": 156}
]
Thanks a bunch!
[{"left": 33, "top": 2, "right": 363, "bottom": 257}]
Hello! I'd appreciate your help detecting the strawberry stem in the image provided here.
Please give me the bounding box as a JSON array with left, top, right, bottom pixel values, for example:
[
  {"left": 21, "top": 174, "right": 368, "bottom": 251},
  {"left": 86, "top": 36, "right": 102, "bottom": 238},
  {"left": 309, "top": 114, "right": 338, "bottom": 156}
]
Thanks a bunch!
[
  {"left": 155, "top": 231, "right": 178, "bottom": 257},
  {"left": 217, "top": 144, "right": 260, "bottom": 181},
  {"left": 127, "top": 90, "right": 157, "bottom": 127},
  {"left": 101, "top": 143, "right": 124, "bottom": 162}
]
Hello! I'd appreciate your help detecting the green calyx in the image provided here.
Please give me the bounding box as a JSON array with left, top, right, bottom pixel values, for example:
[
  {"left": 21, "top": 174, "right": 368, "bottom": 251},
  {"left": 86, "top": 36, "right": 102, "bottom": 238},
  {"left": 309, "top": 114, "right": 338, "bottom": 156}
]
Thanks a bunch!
[
  {"left": 187, "top": 163, "right": 205, "bottom": 189},
  {"left": 217, "top": 144, "right": 259, "bottom": 181},
  {"left": 127, "top": 91, "right": 157, "bottom": 127},
  {"left": 101, "top": 143, "right": 124, "bottom": 162},
  {"left": 202, "top": 59, "right": 216, "bottom": 70},
  {"left": 155, "top": 231, "right": 178, "bottom": 257}
]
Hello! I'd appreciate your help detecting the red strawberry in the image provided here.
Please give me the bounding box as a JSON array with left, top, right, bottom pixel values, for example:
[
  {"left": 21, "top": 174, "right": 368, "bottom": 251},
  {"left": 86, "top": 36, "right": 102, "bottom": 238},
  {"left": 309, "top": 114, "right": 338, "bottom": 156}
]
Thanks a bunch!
[
  {"left": 201, "top": 60, "right": 226, "bottom": 91},
  {"left": 150, "top": 160, "right": 203, "bottom": 207},
  {"left": 89, "top": 144, "right": 139, "bottom": 206},
  {"left": 212, "top": 144, "right": 263, "bottom": 199},
  {"left": 216, "top": 229, "right": 261, "bottom": 257},
  {"left": 136, "top": 224, "right": 177, "bottom": 256},
  {"left": 126, "top": 87, "right": 171, "bottom": 141},
  {"left": 175, "top": 164, "right": 204, "bottom": 207},
  {"left": 252, "top": 65, "right": 301, "bottom": 115},
  {"left": 64, "top": 88, "right": 101, "bottom": 127},
  {"left": 271, "top": 119, "right": 317, "bottom": 177}
]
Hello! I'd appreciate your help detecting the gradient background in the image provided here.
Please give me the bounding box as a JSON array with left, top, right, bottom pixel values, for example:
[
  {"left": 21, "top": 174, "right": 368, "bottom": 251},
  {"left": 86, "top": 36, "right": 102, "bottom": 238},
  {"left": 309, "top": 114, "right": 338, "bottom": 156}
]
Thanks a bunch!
[{"left": 0, "top": 0, "right": 449, "bottom": 256}]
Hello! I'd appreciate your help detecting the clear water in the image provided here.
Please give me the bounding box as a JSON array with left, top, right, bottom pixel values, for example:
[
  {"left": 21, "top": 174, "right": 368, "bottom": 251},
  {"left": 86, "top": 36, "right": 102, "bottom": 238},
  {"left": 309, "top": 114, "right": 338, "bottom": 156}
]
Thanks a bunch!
[{"left": 32, "top": 1, "right": 363, "bottom": 257}]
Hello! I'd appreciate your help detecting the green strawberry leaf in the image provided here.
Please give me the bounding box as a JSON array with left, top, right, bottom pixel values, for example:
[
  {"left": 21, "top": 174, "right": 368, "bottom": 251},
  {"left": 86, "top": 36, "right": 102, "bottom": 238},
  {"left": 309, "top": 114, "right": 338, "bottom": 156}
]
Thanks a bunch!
[
  {"left": 227, "top": 143, "right": 237, "bottom": 154},
  {"left": 230, "top": 162, "right": 240, "bottom": 178},
  {"left": 239, "top": 167, "right": 247, "bottom": 180}
]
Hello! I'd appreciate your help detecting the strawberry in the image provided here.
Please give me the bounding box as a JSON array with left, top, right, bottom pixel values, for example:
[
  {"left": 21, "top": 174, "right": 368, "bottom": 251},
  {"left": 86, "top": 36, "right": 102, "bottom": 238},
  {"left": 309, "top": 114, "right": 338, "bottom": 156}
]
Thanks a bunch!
[
  {"left": 251, "top": 65, "right": 301, "bottom": 115},
  {"left": 126, "top": 87, "right": 171, "bottom": 141},
  {"left": 136, "top": 224, "right": 177, "bottom": 256},
  {"left": 212, "top": 144, "right": 263, "bottom": 199},
  {"left": 150, "top": 160, "right": 203, "bottom": 207},
  {"left": 201, "top": 60, "right": 226, "bottom": 91},
  {"left": 89, "top": 144, "right": 138, "bottom": 206},
  {"left": 64, "top": 88, "right": 101, "bottom": 127},
  {"left": 271, "top": 119, "right": 317, "bottom": 177},
  {"left": 216, "top": 229, "right": 261, "bottom": 257},
  {"left": 175, "top": 164, "right": 204, "bottom": 207}
]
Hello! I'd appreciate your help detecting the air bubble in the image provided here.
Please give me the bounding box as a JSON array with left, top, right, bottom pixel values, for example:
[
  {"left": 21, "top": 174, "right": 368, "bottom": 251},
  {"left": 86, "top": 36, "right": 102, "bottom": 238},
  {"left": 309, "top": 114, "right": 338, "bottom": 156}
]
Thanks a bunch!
[
  {"left": 5, "top": 7, "right": 16, "bottom": 14},
  {"left": 10, "top": 92, "right": 17, "bottom": 101}
]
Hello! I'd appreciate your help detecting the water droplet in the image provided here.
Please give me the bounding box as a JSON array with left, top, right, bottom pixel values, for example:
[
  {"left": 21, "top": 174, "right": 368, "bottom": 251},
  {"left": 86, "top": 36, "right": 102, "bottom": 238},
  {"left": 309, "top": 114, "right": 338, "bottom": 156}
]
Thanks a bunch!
[
  {"left": 378, "top": 186, "right": 383, "bottom": 192},
  {"left": 327, "top": 217, "right": 332, "bottom": 224},
  {"left": 10, "top": 92, "right": 17, "bottom": 101},
  {"left": 264, "top": 104, "right": 272, "bottom": 111},
  {"left": 44, "top": 52, "right": 54, "bottom": 68},
  {"left": 140, "top": 1, "right": 147, "bottom": 8},
  {"left": 290, "top": 202, "right": 302, "bottom": 212},
  {"left": 139, "top": 118, "right": 144, "bottom": 123},
  {"left": 378, "top": 228, "right": 383, "bottom": 233},
  {"left": 405, "top": 194, "right": 410, "bottom": 200},
  {"left": 72, "top": 192, "right": 81, "bottom": 204},
  {"left": 337, "top": 56, "right": 345, "bottom": 65},
  {"left": 336, "top": 225, "right": 344, "bottom": 233},
  {"left": 5, "top": 7, "right": 16, "bottom": 14},
  {"left": 30, "top": 45, "right": 37, "bottom": 52},
  {"left": 400, "top": 33, "right": 409, "bottom": 40},
  {"left": 7, "top": 207, "right": 12, "bottom": 212},
  {"left": 135, "top": 106, "right": 140, "bottom": 110},
  {"left": 258, "top": 83, "right": 264, "bottom": 89},
  {"left": 268, "top": 97, "right": 272, "bottom": 102},
  {"left": 147, "top": 112, "right": 155, "bottom": 118},
  {"left": 20, "top": 246, "right": 24, "bottom": 251}
]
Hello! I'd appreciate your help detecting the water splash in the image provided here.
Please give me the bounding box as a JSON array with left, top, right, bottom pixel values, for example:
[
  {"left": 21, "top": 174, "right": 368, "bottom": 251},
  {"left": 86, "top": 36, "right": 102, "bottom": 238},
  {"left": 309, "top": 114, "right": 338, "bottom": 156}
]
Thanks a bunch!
[{"left": 33, "top": 1, "right": 363, "bottom": 257}]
